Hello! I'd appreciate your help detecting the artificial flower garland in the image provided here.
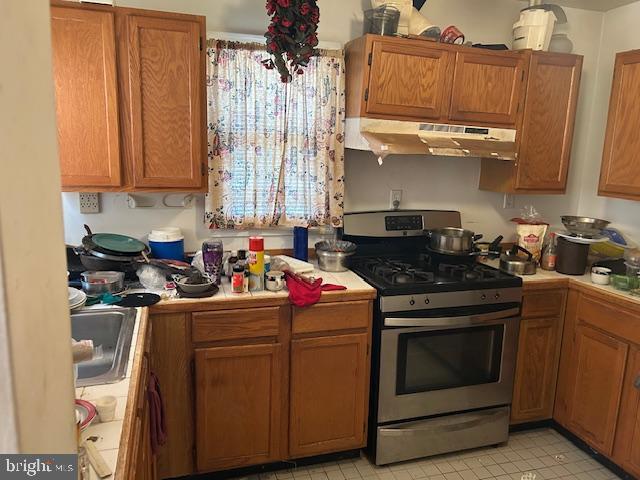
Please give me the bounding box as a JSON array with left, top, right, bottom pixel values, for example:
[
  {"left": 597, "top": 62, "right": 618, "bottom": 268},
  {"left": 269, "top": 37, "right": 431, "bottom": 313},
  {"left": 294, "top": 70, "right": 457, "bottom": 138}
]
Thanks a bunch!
[{"left": 262, "top": 0, "right": 320, "bottom": 82}]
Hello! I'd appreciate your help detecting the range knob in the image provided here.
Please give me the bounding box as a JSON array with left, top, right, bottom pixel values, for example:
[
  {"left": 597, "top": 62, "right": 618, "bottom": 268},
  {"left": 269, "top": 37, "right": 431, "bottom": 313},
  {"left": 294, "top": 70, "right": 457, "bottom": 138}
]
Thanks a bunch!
[
  {"left": 424, "top": 297, "right": 430, "bottom": 305},
  {"left": 409, "top": 298, "right": 416, "bottom": 306},
  {"left": 495, "top": 292, "right": 501, "bottom": 300},
  {"left": 481, "top": 293, "right": 487, "bottom": 300}
]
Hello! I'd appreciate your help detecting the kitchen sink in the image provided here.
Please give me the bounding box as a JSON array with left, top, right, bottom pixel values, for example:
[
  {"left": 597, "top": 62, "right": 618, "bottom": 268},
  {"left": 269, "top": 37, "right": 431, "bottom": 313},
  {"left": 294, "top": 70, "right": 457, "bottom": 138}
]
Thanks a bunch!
[{"left": 71, "top": 308, "right": 136, "bottom": 387}]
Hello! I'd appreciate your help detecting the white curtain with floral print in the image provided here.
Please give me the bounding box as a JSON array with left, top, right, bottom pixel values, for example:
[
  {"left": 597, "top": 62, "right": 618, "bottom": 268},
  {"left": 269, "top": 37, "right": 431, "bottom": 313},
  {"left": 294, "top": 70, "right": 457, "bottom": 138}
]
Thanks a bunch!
[{"left": 204, "top": 40, "right": 345, "bottom": 229}]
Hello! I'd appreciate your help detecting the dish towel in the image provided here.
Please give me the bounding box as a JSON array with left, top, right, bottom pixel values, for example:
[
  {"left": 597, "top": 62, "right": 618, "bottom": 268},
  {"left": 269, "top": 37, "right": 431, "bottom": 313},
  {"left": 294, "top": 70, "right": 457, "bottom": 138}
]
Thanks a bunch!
[
  {"left": 147, "top": 372, "right": 167, "bottom": 454},
  {"left": 285, "top": 271, "right": 346, "bottom": 307}
]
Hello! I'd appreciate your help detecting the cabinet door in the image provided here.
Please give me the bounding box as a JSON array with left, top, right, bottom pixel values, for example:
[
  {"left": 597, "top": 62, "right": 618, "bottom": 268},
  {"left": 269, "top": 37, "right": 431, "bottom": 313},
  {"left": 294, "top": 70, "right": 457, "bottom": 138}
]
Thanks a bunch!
[
  {"left": 51, "top": 7, "right": 121, "bottom": 188},
  {"left": 366, "top": 40, "right": 452, "bottom": 120},
  {"left": 566, "top": 325, "right": 628, "bottom": 455},
  {"left": 290, "top": 333, "right": 369, "bottom": 458},
  {"left": 449, "top": 51, "right": 526, "bottom": 126},
  {"left": 516, "top": 52, "right": 582, "bottom": 191},
  {"left": 599, "top": 50, "right": 640, "bottom": 200},
  {"left": 511, "top": 316, "right": 563, "bottom": 424},
  {"left": 123, "top": 15, "right": 205, "bottom": 189},
  {"left": 195, "top": 344, "right": 282, "bottom": 471},
  {"left": 613, "top": 346, "right": 640, "bottom": 477}
]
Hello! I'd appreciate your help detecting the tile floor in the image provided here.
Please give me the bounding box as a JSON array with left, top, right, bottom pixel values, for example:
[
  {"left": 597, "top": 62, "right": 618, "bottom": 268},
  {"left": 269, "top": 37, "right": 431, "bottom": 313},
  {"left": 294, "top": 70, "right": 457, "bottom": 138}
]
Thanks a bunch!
[{"left": 238, "top": 429, "right": 623, "bottom": 480}]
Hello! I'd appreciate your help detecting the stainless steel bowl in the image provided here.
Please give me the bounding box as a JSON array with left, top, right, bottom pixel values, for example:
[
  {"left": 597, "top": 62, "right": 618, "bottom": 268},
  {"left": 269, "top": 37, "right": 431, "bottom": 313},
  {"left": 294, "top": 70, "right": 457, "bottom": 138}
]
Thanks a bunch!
[
  {"left": 315, "top": 241, "right": 356, "bottom": 272},
  {"left": 561, "top": 216, "right": 610, "bottom": 238}
]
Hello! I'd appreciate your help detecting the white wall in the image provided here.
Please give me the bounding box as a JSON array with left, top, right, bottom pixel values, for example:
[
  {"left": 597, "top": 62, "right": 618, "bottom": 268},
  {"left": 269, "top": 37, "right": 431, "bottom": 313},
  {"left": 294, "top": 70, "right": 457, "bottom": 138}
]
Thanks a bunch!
[
  {"left": 62, "top": 0, "right": 606, "bottom": 250},
  {"left": 0, "top": 0, "right": 76, "bottom": 453},
  {"left": 571, "top": 1, "right": 640, "bottom": 241}
]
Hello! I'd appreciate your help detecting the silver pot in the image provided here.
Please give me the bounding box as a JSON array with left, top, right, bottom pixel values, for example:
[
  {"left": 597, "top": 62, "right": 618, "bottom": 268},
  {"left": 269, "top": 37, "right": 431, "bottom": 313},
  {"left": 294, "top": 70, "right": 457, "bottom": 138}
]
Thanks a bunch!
[
  {"left": 499, "top": 245, "right": 537, "bottom": 275},
  {"left": 428, "top": 227, "right": 483, "bottom": 255},
  {"left": 315, "top": 241, "right": 356, "bottom": 272}
]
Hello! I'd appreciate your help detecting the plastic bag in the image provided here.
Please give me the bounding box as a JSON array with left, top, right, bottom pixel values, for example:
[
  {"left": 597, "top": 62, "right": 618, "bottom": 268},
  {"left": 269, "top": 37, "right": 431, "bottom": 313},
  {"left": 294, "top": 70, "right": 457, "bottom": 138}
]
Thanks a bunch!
[
  {"left": 511, "top": 205, "right": 549, "bottom": 263},
  {"left": 137, "top": 264, "right": 168, "bottom": 290}
]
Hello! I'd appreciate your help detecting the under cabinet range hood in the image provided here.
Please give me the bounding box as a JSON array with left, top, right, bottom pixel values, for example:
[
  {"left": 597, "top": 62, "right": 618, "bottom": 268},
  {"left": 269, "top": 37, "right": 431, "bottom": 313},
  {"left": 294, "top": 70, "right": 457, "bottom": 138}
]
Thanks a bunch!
[{"left": 345, "top": 118, "right": 518, "bottom": 161}]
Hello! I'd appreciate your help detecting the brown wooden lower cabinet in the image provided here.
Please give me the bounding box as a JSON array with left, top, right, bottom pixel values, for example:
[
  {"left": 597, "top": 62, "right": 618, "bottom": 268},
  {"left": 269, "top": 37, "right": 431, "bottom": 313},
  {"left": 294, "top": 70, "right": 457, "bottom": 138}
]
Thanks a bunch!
[
  {"left": 565, "top": 324, "right": 628, "bottom": 455},
  {"left": 554, "top": 287, "right": 640, "bottom": 471},
  {"left": 195, "top": 343, "right": 283, "bottom": 472},
  {"left": 511, "top": 285, "right": 566, "bottom": 424},
  {"left": 150, "top": 299, "right": 374, "bottom": 477},
  {"left": 289, "top": 333, "right": 369, "bottom": 458},
  {"left": 614, "top": 345, "right": 640, "bottom": 477}
]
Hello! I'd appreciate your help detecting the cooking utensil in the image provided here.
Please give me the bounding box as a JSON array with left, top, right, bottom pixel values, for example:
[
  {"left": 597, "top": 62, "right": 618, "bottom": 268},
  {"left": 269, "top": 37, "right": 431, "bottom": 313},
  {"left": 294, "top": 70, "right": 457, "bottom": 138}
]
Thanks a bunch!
[
  {"left": 82, "top": 225, "right": 149, "bottom": 257},
  {"left": 81, "top": 271, "right": 125, "bottom": 295},
  {"left": 174, "top": 275, "right": 215, "bottom": 293},
  {"left": 427, "top": 227, "right": 483, "bottom": 255},
  {"left": 560, "top": 216, "right": 610, "bottom": 238},
  {"left": 114, "top": 293, "right": 161, "bottom": 307},
  {"left": 499, "top": 245, "right": 537, "bottom": 275},
  {"left": 315, "top": 240, "right": 356, "bottom": 272}
]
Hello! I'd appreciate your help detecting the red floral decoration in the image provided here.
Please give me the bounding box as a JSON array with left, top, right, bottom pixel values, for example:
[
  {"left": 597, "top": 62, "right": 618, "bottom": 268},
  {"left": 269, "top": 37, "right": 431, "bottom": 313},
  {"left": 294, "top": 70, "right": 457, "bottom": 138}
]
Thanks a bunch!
[{"left": 262, "top": 0, "right": 320, "bottom": 83}]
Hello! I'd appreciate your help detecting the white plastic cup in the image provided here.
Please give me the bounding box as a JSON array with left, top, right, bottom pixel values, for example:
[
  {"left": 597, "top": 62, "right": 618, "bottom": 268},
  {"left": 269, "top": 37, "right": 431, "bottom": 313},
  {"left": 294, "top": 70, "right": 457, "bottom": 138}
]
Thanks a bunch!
[{"left": 94, "top": 396, "right": 117, "bottom": 423}]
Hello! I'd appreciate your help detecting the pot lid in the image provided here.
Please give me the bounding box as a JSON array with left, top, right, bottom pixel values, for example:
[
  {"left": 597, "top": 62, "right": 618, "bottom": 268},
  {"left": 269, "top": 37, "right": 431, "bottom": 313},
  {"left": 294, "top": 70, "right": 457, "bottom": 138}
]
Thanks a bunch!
[{"left": 91, "top": 233, "right": 147, "bottom": 254}]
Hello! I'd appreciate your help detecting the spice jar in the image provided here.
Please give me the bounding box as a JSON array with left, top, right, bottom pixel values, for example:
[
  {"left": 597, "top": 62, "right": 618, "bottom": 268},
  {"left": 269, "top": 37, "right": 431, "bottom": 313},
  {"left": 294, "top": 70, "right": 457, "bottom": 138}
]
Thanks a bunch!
[{"left": 232, "top": 264, "right": 245, "bottom": 294}]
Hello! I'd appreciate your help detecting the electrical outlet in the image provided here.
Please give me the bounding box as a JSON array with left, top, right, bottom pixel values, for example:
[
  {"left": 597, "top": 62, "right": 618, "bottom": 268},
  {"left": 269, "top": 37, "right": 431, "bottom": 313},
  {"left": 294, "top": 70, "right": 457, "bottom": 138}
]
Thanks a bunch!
[
  {"left": 503, "top": 193, "right": 515, "bottom": 210},
  {"left": 390, "top": 189, "right": 403, "bottom": 210},
  {"left": 79, "top": 192, "right": 100, "bottom": 214}
]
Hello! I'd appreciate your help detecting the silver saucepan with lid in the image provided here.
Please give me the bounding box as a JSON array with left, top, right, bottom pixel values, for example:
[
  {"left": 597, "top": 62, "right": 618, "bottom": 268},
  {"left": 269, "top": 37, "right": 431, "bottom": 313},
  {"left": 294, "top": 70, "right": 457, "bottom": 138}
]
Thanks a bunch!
[{"left": 427, "top": 227, "right": 483, "bottom": 255}]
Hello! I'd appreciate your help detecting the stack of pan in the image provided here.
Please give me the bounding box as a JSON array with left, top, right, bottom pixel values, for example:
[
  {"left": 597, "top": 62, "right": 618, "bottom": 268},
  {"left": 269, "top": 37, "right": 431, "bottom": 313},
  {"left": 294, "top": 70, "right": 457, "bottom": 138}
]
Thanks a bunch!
[{"left": 74, "top": 225, "right": 149, "bottom": 273}]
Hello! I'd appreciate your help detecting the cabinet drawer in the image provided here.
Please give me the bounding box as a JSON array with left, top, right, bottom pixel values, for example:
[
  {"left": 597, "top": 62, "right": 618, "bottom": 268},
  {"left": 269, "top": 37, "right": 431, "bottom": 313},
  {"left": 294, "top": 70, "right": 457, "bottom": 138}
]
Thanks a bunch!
[
  {"left": 192, "top": 307, "right": 280, "bottom": 343},
  {"left": 293, "top": 301, "right": 370, "bottom": 335},
  {"left": 577, "top": 294, "right": 640, "bottom": 345},
  {"left": 522, "top": 290, "right": 566, "bottom": 319}
]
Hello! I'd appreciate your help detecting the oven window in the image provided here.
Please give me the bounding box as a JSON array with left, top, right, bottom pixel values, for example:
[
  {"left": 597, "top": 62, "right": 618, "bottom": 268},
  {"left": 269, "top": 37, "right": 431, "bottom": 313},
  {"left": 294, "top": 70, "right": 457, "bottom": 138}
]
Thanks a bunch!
[{"left": 396, "top": 325, "right": 504, "bottom": 394}]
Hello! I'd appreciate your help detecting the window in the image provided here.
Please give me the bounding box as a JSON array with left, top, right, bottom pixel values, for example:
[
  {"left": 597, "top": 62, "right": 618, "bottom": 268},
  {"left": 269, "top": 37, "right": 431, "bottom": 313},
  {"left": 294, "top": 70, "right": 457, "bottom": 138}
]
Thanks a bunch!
[{"left": 204, "top": 40, "right": 345, "bottom": 229}]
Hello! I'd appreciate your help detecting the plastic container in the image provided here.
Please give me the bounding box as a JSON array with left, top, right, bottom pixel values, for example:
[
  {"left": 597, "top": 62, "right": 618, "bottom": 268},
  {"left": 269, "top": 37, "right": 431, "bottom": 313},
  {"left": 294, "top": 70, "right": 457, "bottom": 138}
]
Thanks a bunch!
[
  {"left": 364, "top": 5, "right": 400, "bottom": 36},
  {"left": 202, "top": 240, "right": 224, "bottom": 285},
  {"left": 293, "top": 226, "right": 309, "bottom": 261},
  {"left": 148, "top": 227, "right": 184, "bottom": 261}
]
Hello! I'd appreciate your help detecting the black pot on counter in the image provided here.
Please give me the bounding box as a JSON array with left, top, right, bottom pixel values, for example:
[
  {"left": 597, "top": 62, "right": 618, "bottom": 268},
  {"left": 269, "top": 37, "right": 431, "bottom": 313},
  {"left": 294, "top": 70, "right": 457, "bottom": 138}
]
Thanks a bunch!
[{"left": 556, "top": 236, "right": 590, "bottom": 275}]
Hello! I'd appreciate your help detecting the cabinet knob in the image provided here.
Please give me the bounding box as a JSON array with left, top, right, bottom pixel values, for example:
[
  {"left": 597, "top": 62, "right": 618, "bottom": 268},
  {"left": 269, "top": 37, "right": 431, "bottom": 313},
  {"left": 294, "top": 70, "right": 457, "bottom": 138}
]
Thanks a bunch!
[{"left": 634, "top": 375, "right": 640, "bottom": 390}]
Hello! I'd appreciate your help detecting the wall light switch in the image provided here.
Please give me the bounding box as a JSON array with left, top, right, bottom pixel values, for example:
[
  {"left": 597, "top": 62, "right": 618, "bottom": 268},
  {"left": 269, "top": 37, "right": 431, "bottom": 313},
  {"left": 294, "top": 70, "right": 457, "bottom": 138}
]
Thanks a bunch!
[{"left": 79, "top": 193, "right": 100, "bottom": 214}]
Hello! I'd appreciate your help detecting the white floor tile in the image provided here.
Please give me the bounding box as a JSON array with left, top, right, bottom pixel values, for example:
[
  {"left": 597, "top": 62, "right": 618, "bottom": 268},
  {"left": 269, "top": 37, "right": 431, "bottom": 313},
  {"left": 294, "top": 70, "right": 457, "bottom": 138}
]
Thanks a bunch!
[{"left": 225, "top": 430, "right": 624, "bottom": 480}]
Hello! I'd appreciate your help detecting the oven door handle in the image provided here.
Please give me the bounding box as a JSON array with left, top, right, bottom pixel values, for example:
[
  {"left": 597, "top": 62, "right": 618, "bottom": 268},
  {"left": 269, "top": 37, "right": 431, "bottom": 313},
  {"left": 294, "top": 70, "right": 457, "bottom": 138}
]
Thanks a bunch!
[{"left": 384, "top": 307, "right": 520, "bottom": 328}]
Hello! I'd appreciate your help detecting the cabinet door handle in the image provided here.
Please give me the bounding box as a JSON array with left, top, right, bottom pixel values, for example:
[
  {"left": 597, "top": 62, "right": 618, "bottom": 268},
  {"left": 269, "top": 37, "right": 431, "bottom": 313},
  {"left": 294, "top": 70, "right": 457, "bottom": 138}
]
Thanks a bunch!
[{"left": 635, "top": 375, "right": 640, "bottom": 390}]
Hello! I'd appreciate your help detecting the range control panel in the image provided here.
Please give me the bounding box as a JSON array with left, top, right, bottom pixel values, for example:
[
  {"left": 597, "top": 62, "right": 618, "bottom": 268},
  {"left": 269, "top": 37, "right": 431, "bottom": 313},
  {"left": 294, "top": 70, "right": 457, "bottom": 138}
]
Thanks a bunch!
[{"left": 385, "top": 215, "right": 424, "bottom": 232}]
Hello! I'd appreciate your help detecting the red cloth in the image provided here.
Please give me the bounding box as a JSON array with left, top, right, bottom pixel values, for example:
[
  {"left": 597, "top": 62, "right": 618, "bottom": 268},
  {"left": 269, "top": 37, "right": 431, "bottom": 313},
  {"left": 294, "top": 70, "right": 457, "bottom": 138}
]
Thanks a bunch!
[
  {"left": 147, "top": 372, "right": 167, "bottom": 454},
  {"left": 284, "top": 272, "right": 346, "bottom": 307}
]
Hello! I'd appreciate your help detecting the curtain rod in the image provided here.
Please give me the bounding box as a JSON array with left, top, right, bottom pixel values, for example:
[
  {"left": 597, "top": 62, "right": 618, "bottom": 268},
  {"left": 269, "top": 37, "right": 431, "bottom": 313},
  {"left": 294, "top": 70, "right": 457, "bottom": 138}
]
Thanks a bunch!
[{"left": 207, "top": 30, "right": 342, "bottom": 50}]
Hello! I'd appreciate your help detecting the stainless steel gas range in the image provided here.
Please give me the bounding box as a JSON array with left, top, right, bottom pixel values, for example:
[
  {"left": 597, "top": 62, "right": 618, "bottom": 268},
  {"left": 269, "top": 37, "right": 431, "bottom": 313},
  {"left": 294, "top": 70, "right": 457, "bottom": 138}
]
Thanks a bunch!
[{"left": 342, "top": 210, "right": 523, "bottom": 465}]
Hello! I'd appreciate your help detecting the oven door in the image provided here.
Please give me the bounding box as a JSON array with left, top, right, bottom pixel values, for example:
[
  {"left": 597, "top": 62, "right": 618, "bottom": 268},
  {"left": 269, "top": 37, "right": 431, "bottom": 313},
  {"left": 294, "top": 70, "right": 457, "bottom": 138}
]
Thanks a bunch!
[{"left": 378, "top": 306, "right": 519, "bottom": 423}]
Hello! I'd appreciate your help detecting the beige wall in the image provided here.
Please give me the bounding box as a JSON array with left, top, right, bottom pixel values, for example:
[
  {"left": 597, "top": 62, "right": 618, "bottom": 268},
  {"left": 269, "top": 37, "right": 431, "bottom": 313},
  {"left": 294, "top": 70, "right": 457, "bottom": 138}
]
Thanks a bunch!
[
  {"left": 0, "top": 0, "right": 76, "bottom": 453},
  {"left": 61, "top": 0, "right": 605, "bottom": 247}
]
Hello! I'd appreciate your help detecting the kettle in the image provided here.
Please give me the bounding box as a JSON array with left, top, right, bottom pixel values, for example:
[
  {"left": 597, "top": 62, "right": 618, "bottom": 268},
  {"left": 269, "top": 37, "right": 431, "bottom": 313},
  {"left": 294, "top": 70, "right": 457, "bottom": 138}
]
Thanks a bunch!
[{"left": 500, "top": 245, "right": 537, "bottom": 275}]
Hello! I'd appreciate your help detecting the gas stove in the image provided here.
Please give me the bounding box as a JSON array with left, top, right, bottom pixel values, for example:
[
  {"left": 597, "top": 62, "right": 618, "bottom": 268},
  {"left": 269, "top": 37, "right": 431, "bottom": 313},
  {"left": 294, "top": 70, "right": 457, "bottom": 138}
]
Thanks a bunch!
[
  {"left": 342, "top": 210, "right": 523, "bottom": 465},
  {"left": 353, "top": 253, "right": 521, "bottom": 296}
]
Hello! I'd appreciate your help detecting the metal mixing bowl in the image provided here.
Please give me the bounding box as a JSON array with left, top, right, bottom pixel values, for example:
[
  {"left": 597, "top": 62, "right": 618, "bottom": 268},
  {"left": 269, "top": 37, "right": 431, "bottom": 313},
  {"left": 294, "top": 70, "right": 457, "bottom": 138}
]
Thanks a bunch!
[
  {"left": 561, "top": 216, "right": 610, "bottom": 238},
  {"left": 315, "top": 241, "right": 356, "bottom": 272}
]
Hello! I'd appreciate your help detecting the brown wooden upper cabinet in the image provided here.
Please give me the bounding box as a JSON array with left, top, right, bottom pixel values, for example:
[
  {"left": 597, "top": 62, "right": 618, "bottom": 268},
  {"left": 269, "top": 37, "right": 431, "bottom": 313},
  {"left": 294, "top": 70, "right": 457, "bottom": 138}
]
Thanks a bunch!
[
  {"left": 599, "top": 50, "right": 640, "bottom": 200},
  {"left": 449, "top": 50, "right": 525, "bottom": 127},
  {"left": 51, "top": 6, "right": 122, "bottom": 188},
  {"left": 50, "top": 1, "right": 207, "bottom": 192},
  {"left": 365, "top": 40, "right": 453, "bottom": 121},
  {"left": 345, "top": 35, "right": 527, "bottom": 128},
  {"left": 479, "top": 51, "right": 583, "bottom": 194}
]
